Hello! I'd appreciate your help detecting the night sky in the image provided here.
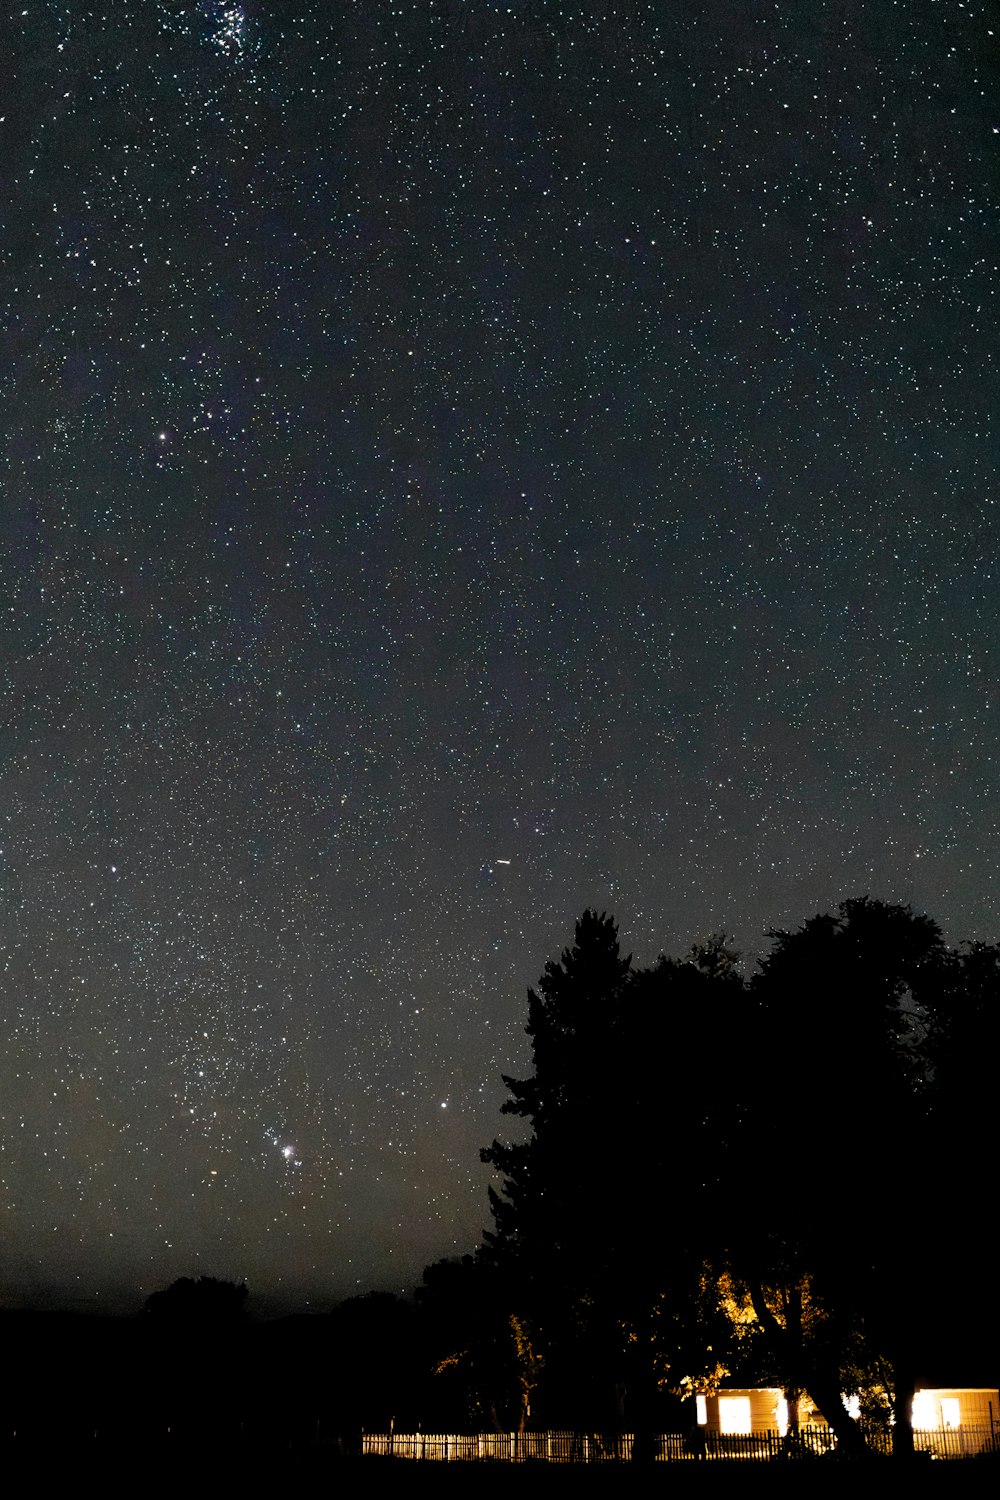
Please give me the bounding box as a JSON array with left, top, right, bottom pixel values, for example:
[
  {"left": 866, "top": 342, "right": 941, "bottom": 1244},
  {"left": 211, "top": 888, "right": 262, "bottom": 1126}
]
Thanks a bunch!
[{"left": 2, "top": 2, "right": 996, "bottom": 1313}]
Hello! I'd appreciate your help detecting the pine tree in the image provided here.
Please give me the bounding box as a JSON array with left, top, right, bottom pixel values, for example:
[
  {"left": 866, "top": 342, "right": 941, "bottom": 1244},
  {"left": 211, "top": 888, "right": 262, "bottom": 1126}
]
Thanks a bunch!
[
  {"left": 481, "top": 911, "right": 631, "bottom": 1417},
  {"left": 482, "top": 909, "right": 631, "bottom": 1260}
]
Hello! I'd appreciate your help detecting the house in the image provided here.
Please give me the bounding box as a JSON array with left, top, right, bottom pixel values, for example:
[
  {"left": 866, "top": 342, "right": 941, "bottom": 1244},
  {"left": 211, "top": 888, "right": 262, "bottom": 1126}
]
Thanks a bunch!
[
  {"left": 910, "top": 1387, "right": 997, "bottom": 1431},
  {"left": 694, "top": 1387, "right": 826, "bottom": 1437},
  {"left": 694, "top": 1385, "right": 999, "bottom": 1455}
]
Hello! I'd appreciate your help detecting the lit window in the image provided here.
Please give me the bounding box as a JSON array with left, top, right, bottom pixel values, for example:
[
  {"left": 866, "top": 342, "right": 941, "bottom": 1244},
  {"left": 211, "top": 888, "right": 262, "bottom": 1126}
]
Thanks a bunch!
[
  {"left": 941, "top": 1399, "right": 961, "bottom": 1430},
  {"left": 719, "top": 1397, "right": 752, "bottom": 1435},
  {"left": 912, "top": 1392, "right": 936, "bottom": 1428},
  {"left": 695, "top": 1395, "right": 707, "bottom": 1426},
  {"left": 776, "top": 1394, "right": 789, "bottom": 1437}
]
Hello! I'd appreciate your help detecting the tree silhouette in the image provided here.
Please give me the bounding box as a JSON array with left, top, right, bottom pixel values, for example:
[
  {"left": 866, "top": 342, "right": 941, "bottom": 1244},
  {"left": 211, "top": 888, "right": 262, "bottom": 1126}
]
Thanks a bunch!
[
  {"left": 742, "top": 898, "right": 950, "bottom": 1457},
  {"left": 924, "top": 937, "right": 1000, "bottom": 1374},
  {"left": 482, "top": 909, "right": 630, "bottom": 1265},
  {"left": 476, "top": 898, "right": 992, "bottom": 1454},
  {"left": 141, "top": 1277, "right": 250, "bottom": 1444},
  {"left": 481, "top": 910, "right": 632, "bottom": 1421},
  {"left": 609, "top": 935, "right": 750, "bottom": 1456},
  {"left": 144, "top": 1276, "right": 249, "bottom": 1322},
  {"left": 481, "top": 914, "right": 747, "bottom": 1432}
]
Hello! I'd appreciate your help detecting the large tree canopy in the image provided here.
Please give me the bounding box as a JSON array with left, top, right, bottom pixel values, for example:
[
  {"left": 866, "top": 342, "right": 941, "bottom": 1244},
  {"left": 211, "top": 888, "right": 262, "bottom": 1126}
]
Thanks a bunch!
[
  {"left": 481, "top": 911, "right": 745, "bottom": 1427},
  {"left": 474, "top": 898, "right": 997, "bottom": 1455}
]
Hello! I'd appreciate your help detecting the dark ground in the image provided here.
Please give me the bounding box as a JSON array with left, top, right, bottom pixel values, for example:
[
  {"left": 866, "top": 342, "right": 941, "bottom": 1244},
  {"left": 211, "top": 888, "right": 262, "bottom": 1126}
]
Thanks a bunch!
[{"left": 3, "top": 1450, "right": 998, "bottom": 1497}]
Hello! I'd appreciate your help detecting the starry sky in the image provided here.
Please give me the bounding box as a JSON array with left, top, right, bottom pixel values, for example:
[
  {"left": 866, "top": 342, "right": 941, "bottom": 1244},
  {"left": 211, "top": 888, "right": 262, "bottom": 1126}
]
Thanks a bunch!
[{"left": 2, "top": 1, "right": 996, "bottom": 1313}]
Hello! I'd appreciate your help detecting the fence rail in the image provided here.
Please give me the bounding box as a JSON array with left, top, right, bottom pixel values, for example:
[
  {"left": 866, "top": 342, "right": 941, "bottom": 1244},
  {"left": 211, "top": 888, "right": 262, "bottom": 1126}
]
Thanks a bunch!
[{"left": 363, "top": 1424, "right": 999, "bottom": 1463}]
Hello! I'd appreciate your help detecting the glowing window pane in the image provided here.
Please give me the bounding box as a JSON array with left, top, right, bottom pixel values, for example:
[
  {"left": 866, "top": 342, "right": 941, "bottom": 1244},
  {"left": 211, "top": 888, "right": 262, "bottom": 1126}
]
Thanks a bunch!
[
  {"left": 941, "top": 1399, "right": 960, "bottom": 1430},
  {"left": 776, "top": 1394, "right": 788, "bottom": 1437},
  {"left": 719, "top": 1397, "right": 752, "bottom": 1435},
  {"left": 912, "top": 1392, "right": 936, "bottom": 1428},
  {"left": 695, "top": 1395, "right": 707, "bottom": 1426}
]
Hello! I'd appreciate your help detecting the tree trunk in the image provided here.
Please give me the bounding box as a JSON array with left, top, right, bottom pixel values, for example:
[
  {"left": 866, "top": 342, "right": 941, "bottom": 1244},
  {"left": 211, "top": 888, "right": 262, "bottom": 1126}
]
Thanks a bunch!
[
  {"left": 892, "top": 1365, "right": 916, "bottom": 1460},
  {"left": 803, "top": 1371, "right": 871, "bottom": 1459},
  {"left": 783, "top": 1282, "right": 802, "bottom": 1447},
  {"left": 745, "top": 1282, "right": 870, "bottom": 1458}
]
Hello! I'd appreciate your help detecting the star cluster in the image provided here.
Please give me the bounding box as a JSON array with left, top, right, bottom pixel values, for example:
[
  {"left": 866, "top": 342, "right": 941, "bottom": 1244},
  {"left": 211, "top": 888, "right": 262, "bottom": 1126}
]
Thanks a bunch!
[{"left": 1, "top": 2, "right": 996, "bottom": 1309}]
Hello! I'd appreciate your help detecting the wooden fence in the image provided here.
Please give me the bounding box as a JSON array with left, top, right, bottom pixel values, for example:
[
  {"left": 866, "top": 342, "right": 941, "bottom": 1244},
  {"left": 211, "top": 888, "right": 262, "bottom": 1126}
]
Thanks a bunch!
[{"left": 363, "top": 1424, "right": 999, "bottom": 1462}]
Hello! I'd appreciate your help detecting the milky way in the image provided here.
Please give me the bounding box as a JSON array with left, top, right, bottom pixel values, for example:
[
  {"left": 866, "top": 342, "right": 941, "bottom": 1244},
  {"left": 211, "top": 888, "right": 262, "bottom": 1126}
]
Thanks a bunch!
[{"left": 2, "top": 2, "right": 996, "bottom": 1310}]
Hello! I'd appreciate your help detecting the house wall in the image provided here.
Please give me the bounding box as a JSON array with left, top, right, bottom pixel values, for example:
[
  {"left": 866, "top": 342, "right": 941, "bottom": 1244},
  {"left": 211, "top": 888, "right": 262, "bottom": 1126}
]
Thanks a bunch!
[
  {"left": 912, "top": 1388, "right": 999, "bottom": 1430},
  {"left": 700, "top": 1385, "right": 998, "bottom": 1439},
  {"left": 700, "top": 1388, "right": 783, "bottom": 1434}
]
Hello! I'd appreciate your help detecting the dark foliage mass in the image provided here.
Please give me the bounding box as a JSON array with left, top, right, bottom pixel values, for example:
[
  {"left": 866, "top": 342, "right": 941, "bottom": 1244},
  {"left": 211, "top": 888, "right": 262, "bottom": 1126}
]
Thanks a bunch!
[
  {"left": 466, "top": 901, "right": 997, "bottom": 1456},
  {"left": 144, "top": 1275, "right": 249, "bottom": 1321}
]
